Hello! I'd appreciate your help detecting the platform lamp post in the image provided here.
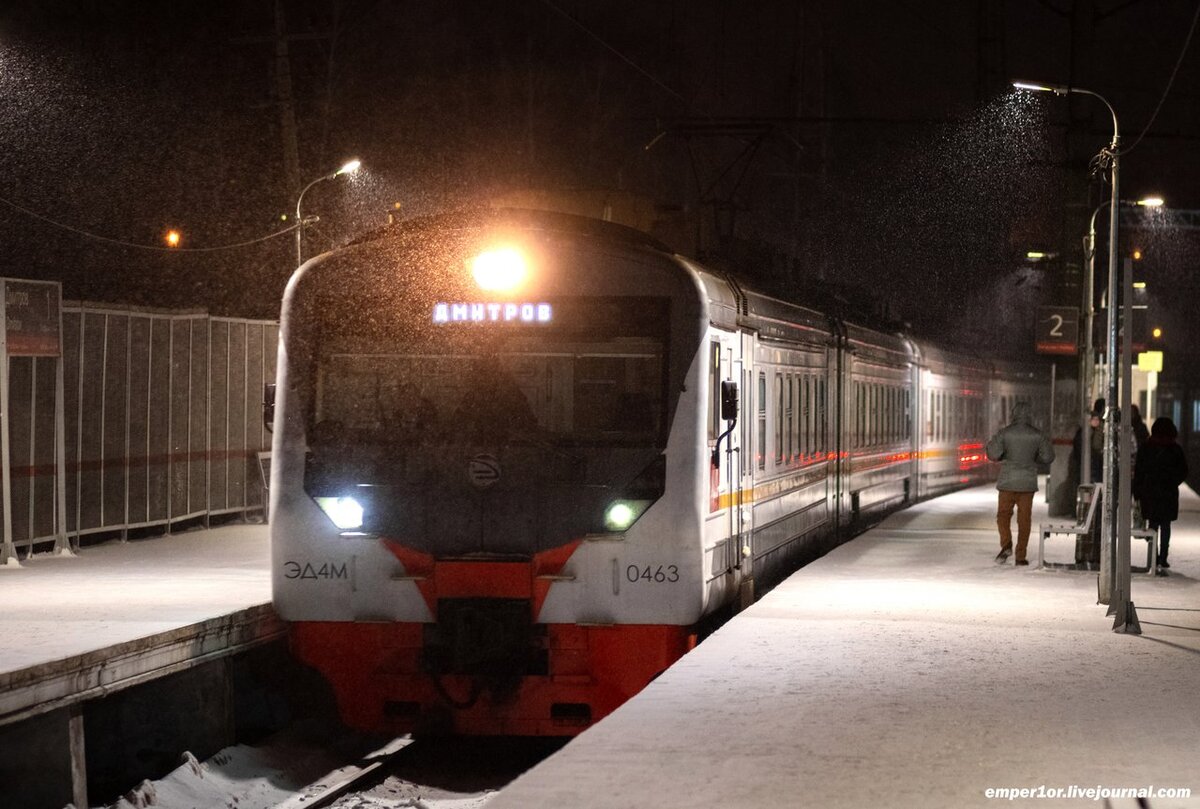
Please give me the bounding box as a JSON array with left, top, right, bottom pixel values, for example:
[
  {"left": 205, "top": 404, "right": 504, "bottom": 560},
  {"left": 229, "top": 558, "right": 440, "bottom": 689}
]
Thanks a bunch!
[
  {"left": 1012, "top": 80, "right": 1138, "bottom": 633},
  {"left": 1081, "top": 196, "right": 1163, "bottom": 486},
  {"left": 295, "top": 158, "right": 362, "bottom": 267}
]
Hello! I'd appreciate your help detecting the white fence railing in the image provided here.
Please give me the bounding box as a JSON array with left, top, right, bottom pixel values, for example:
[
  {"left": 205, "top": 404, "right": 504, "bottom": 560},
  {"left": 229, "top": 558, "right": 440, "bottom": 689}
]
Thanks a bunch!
[{"left": 4, "top": 302, "right": 277, "bottom": 554}]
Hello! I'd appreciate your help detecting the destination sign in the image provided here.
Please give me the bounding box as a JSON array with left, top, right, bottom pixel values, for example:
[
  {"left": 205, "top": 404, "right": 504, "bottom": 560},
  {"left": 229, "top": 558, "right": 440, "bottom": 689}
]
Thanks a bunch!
[{"left": 432, "top": 302, "right": 553, "bottom": 324}]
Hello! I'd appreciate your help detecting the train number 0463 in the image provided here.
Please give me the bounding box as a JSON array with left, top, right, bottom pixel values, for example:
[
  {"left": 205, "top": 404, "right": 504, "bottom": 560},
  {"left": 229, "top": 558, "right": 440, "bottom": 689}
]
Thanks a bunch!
[{"left": 626, "top": 564, "right": 680, "bottom": 584}]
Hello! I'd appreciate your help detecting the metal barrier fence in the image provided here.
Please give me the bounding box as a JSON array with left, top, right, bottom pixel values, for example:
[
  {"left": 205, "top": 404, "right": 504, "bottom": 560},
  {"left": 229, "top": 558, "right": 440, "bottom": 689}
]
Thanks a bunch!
[{"left": 37, "top": 305, "right": 278, "bottom": 544}]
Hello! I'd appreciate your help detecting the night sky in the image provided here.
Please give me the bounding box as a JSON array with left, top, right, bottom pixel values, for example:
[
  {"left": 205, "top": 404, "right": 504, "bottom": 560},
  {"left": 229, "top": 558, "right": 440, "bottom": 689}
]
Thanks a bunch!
[{"left": 1, "top": 1, "right": 1198, "bottom": 361}]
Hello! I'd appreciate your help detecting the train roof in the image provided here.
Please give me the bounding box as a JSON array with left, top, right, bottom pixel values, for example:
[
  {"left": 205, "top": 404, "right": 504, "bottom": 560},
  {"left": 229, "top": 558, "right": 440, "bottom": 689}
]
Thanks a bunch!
[
  {"left": 347, "top": 207, "right": 673, "bottom": 255},
  {"left": 335, "top": 208, "right": 1047, "bottom": 378}
]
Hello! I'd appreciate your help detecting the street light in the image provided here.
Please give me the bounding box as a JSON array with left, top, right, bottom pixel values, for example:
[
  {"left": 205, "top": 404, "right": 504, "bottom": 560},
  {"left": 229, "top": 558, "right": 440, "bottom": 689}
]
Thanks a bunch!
[
  {"left": 1012, "top": 80, "right": 1138, "bottom": 633},
  {"left": 295, "top": 158, "right": 362, "bottom": 266},
  {"left": 1080, "top": 195, "right": 1164, "bottom": 486}
]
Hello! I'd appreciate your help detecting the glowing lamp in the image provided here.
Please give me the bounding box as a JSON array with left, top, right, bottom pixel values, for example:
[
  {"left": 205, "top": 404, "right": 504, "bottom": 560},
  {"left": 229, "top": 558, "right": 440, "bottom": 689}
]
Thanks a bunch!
[
  {"left": 315, "top": 496, "right": 364, "bottom": 530},
  {"left": 471, "top": 247, "right": 529, "bottom": 292},
  {"left": 603, "top": 499, "right": 652, "bottom": 532},
  {"left": 1012, "top": 80, "right": 1069, "bottom": 96},
  {"left": 165, "top": 230, "right": 181, "bottom": 248}
]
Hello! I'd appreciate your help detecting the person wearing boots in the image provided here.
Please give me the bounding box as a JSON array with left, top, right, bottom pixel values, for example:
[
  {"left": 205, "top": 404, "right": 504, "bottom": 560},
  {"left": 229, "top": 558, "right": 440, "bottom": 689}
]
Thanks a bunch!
[
  {"left": 1133, "top": 416, "right": 1189, "bottom": 570},
  {"left": 986, "top": 401, "right": 1055, "bottom": 566}
]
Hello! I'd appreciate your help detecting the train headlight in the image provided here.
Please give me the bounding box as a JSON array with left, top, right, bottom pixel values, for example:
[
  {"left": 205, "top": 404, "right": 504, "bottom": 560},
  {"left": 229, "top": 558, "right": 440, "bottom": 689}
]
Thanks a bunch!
[
  {"left": 604, "top": 499, "right": 651, "bottom": 532},
  {"left": 314, "top": 496, "right": 364, "bottom": 530},
  {"left": 470, "top": 246, "right": 528, "bottom": 292}
]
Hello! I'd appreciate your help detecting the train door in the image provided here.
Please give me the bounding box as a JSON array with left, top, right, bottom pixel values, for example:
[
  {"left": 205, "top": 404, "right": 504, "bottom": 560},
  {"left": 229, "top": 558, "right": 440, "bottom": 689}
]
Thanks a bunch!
[
  {"left": 708, "top": 330, "right": 749, "bottom": 598},
  {"left": 735, "top": 330, "right": 755, "bottom": 604},
  {"left": 832, "top": 339, "right": 850, "bottom": 532}
]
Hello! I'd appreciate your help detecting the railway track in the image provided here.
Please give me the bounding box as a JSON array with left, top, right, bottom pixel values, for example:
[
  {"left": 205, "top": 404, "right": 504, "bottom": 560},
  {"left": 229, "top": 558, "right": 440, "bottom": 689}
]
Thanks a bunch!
[
  {"left": 269, "top": 735, "right": 417, "bottom": 809},
  {"left": 259, "top": 733, "right": 565, "bottom": 809}
]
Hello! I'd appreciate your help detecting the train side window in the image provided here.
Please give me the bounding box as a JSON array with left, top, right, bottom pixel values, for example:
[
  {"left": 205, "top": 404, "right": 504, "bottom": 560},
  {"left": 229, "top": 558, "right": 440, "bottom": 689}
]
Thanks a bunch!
[
  {"left": 872, "top": 383, "right": 880, "bottom": 448},
  {"left": 880, "top": 384, "right": 886, "bottom": 447},
  {"left": 802, "top": 375, "right": 810, "bottom": 460},
  {"left": 757, "top": 372, "right": 766, "bottom": 470},
  {"left": 861, "top": 383, "right": 867, "bottom": 449},
  {"left": 884, "top": 385, "right": 892, "bottom": 444},
  {"left": 869, "top": 382, "right": 875, "bottom": 448},
  {"left": 708, "top": 342, "right": 720, "bottom": 442},
  {"left": 856, "top": 382, "right": 863, "bottom": 449},
  {"left": 817, "top": 377, "right": 825, "bottom": 456},
  {"left": 885, "top": 386, "right": 892, "bottom": 444},
  {"left": 786, "top": 374, "right": 794, "bottom": 462},
  {"left": 775, "top": 373, "right": 784, "bottom": 465},
  {"left": 894, "top": 386, "right": 901, "bottom": 443}
]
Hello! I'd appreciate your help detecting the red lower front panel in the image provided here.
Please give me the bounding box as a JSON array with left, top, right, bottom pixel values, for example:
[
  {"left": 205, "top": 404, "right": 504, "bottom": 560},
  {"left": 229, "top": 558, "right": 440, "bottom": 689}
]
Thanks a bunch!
[{"left": 289, "top": 621, "right": 695, "bottom": 736}]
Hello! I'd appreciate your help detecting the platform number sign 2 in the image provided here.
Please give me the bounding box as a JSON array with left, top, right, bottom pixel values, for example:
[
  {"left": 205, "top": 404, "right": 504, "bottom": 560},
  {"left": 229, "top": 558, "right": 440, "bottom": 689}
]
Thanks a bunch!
[{"left": 1035, "top": 306, "right": 1078, "bottom": 356}]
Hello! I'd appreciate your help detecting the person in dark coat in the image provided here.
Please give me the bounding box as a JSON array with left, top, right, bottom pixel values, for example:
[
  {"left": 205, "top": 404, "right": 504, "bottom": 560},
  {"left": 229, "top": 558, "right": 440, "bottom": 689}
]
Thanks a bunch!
[
  {"left": 1068, "top": 398, "right": 1105, "bottom": 488},
  {"left": 986, "top": 401, "right": 1055, "bottom": 566},
  {"left": 1132, "top": 416, "right": 1189, "bottom": 569},
  {"left": 1130, "top": 405, "right": 1150, "bottom": 453}
]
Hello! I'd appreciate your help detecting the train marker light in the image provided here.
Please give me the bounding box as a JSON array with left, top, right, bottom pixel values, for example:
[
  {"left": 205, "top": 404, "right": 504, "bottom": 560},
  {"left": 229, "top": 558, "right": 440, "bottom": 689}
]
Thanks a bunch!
[
  {"left": 315, "top": 496, "right": 364, "bottom": 530},
  {"left": 471, "top": 247, "right": 529, "bottom": 292}
]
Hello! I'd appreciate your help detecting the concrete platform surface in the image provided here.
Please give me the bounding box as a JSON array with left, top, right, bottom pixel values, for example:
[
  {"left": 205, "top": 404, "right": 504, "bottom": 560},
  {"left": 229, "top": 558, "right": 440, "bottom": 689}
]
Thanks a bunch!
[
  {"left": 488, "top": 484, "right": 1200, "bottom": 809},
  {"left": 0, "top": 524, "right": 271, "bottom": 677}
]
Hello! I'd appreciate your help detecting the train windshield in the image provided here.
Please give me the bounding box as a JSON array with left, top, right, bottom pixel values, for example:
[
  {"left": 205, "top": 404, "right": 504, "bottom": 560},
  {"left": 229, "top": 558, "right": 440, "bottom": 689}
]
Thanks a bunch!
[{"left": 309, "top": 296, "right": 669, "bottom": 448}]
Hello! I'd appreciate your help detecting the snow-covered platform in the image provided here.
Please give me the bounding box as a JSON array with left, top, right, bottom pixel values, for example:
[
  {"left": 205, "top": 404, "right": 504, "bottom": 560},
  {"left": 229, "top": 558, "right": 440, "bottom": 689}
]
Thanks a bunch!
[
  {"left": 489, "top": 484, "right": 1200, "bottom": 809},
  {"left": 0, "top": 524, "right": 276, "bottom": 727}
]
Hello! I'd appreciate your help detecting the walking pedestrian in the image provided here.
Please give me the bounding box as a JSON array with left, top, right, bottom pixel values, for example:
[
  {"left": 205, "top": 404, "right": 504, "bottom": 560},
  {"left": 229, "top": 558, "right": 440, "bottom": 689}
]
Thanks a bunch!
[
  {"left": 986, "top": 401, "right": 1055, "bottom": 566},
  {"left": 1132, "top": 416, "right": 1189, "bottom": 570}
]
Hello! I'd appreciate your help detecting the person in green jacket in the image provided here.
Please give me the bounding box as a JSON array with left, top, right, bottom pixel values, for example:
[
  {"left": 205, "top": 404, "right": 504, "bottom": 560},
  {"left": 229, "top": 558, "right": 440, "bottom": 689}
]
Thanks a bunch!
[{"left": 986, "top": 401, "right": 1055, "bottom": 566}]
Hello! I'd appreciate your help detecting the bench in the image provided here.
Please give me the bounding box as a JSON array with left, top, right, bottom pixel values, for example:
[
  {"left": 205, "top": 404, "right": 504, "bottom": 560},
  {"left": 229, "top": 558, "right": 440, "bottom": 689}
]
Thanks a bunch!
[
  {"left": 1037, "top": 484, "right": 1101, "bottom": 569},
  {"left": 1037, "top": 483, "right": 1158, "bottom": 573}
]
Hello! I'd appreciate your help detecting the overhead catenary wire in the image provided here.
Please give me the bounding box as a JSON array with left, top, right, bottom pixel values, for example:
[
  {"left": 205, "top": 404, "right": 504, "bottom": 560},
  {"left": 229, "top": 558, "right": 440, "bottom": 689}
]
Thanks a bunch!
[
  {"left": 0, "top": 193, "right": 298, "bottom": 252},
  {"left": 1117, "top": 0, "right": 1200, "bottom": 156},
  {"left": 535, "top": 0, "right": 686, "bottom": 105}
]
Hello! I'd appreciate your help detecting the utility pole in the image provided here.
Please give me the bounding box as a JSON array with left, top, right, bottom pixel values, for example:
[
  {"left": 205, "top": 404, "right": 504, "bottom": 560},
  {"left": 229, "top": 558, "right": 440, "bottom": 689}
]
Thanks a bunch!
[
  {"left": 273, "top": 0, "right": 302, "bottom": 199},
  {"left": 232, "top": 1, "right": 335, "bottom": 200}
]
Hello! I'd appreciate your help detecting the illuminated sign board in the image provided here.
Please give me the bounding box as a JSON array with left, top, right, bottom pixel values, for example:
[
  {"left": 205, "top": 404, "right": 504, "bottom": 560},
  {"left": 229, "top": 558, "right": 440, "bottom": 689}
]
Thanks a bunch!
[{"left": 433, "top": 302, "right": 553, "bottom": 324}]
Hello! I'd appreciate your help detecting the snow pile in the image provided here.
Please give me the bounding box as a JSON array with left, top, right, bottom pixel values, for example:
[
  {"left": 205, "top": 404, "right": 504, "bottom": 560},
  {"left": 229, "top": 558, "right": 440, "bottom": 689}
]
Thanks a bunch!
[
  {"left": 95, "top": 730, "right": 501, "bottom": 809},
  {"left": 103, "top": 744, "right": 323, "bottom": 809}
]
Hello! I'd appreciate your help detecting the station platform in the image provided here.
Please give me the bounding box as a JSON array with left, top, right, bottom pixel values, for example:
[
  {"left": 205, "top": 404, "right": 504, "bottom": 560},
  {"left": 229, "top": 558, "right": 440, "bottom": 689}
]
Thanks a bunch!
[
  {"left": 0, "top": 523, "right": 276, "bottom": 728},
  {"left": 490, "top": 484, "right": 1200, "bottom": 809}
]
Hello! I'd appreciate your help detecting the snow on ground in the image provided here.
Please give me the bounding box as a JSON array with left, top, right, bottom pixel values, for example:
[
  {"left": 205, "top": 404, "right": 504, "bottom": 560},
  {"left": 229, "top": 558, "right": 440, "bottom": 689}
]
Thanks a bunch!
[
  {"left": 7, "top": 485, "right": 1199, "bottom": 808},
  {"left": 0, "top": 523, "right": 270, "bottom": 674},
  {"left": 98, "top": 726, "right": 499, "bottom": 809},
  {"left": 488, "top": 483, "right": 1200, "bottom": 809}
]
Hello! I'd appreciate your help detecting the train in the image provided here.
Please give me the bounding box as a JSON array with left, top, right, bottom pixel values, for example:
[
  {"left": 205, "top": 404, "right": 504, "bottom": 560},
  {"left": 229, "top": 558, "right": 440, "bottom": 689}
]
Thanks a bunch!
[{"left": 268, "top": 208, "right": 1051, "bottom": 736}]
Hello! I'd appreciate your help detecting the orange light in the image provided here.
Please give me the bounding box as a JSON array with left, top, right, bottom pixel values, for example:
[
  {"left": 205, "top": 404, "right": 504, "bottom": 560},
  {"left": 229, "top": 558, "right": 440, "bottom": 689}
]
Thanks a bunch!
[
  {"left": 1132, "top": 248, "right": 1142, "bottom": 260},
  {"left": 470, "top": 247, "right": 528, "bottom": 292},
  {"left": 1153, "top": 327, "right": 1163, "bottom": 339},
  {"left": 165, "top": 230, "right": 181, "bottom": 248}
]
